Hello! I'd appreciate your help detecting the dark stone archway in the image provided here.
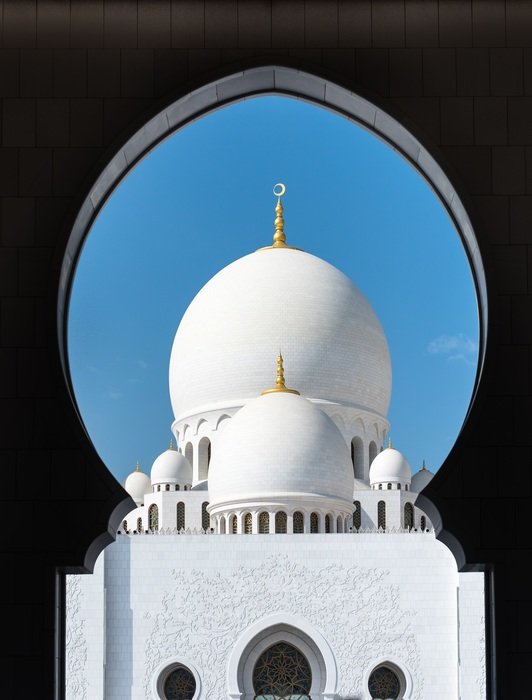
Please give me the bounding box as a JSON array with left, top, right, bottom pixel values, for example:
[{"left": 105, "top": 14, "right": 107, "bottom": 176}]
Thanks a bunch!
[{"left": 1, "top": 2, "right": 531, "bottom": 697}]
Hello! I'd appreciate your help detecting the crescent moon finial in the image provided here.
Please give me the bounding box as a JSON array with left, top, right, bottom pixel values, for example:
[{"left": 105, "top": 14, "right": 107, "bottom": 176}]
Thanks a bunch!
[{"left": 273, "top": 183, "right": 286, "bottom": 198}]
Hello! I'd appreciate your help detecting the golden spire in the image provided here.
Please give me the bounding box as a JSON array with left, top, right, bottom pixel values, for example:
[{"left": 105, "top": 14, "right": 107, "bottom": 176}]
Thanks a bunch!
[
  {"left": 388, "top": 437, "right": 393, "bottom": 449},
  {"left": 169, "top": 438, "right": 175, "bottom": 450},
  {"left": 422, "top": 459, "right": 427, "bottom": 471},
  {"left": 261, "top": 352, "right": 300, "bottom": 395},
  {"left": 273, "top": 183, "right": 287, "bottom": 246},
  {"left": 257, "top": 184, "right": 301, "bottom": 251},
  {"left": 135, "top": 461, "right": 141, "bottom": 472}
]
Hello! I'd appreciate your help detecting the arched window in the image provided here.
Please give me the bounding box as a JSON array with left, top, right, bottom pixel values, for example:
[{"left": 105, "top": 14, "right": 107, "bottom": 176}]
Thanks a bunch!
[
  {"left": 165, "top": 484, "right": 170, "bottom": 491},
  {"left": 387, "top": 482, "right": 392, "bottom": 490},
  {"left": 176, "top": 501, "right": 185, "bottom": 530},
  {"left": 405, "top": 484, "right": 409, "bottom": 491},
  {"left": 397, "top": 483, "right": 401, "bottom": 490},
  {"left": 404, "top": 502, "right": 414, "bottom": 530},
  {"left": 184, "top": 442, "right": 193, "bottom": 466},
  {"left": 378, "top": 501, "right": 386, "bottom": 530},
  {"left": 378, "top": 483, "right": 382, "bottom": 490},
  {"left": 122, "top": 520, "right": 127, "bottom": 532},
  {"left": 253, "top": 642, "right": 311, "bottom": 700},
  {"left": 310, "top": 512, "right": 319, "bottom": 533},
  {"left": 293, "top": 511, "right": 304, "bottom": 533},
  {"left": 231, "top": 514, "right": 237, "bottom": 534},
  {"left": 149, "top": 504, "right": 159, "bottom": 531},
  {"left": 368, "top": 665, "right": 401, "bottom": 699},
  {"left": 219, "top": 515, "right": 226, "bottom": 534},
  {"left": 198, "top": 436, "right": 210, "bottom": 481},
  {"left": 369, "top": 440, "right": 378, "bottom": 467},
  {"left": 157, "top": 485, "right": 161, "bottom": 491},
  {"left": 420, "top": 515, "right": 427, "bottom": 530},
  {"left": 325, "top": 514, "right": 331, "bottom": 533},
  {"left": 337, "top": 515, "right": 343, "bottom": 533},
  {"left": 202, "top": 501, "right": 210, "bottom": 530},
  {"left": 275, "top": 511, "right": 287, "bottom": 534},
  {"left": 244, "top": 512, "right": 252, "bottom": 534},
  {"left": 353, "top": 501, "right": 361, "bottom": 530},
  {"left": 163, "top": 665, "right": 196, "bottom": 700},
  {"left": 351, "top": 436, "right": 364, "bottom": 479},
  {"left": 259, "top": 511, "right": 269, "bottom": 534},
  {"left": 137, "top": 517, "right": 142, "bottom": 533},
  {"left": 176, "top": 484, "right": 180, "bottom": 490}
]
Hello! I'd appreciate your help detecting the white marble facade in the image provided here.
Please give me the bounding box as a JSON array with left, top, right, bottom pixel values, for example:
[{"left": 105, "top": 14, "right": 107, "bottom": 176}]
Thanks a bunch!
[{"left": 66, "top": 193, "right": 486, "bottom": 699}]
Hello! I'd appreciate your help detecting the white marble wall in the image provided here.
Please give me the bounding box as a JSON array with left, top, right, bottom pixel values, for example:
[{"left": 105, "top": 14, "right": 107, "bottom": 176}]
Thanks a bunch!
[{"left": 66, "top": 533, "right": 485, "bottom": 700}]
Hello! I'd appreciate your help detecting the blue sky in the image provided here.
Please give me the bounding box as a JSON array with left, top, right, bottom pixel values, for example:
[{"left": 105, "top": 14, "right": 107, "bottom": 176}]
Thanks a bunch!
[{"left": 68, "top": 96, "right": 478, "bottom": 486}]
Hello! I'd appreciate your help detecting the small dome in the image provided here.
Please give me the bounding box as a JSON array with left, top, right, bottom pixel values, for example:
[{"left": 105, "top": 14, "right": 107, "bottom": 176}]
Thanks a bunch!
[
  {"left": 208, "top": 390, "right": 354, "bottom": 511},
  {"left": 151, "top": 447, "right": 192, "bottom": 486},
  {"left": 369, "top": 446, "right": 412, "bottom": 486},
  {"left": 124, "top": 465, "right": 151, "bottom": 506},
  {"left": 411, "top": 462, "right": 434, "bottom": 492}
]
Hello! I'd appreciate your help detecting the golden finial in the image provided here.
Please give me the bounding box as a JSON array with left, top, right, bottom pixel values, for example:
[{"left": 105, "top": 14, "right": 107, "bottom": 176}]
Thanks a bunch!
[
  {"left": 135, "top": 461, "right": 141, "bottom": 472},
  {"left": 388, "top": 437, "right": 393, "bottom": 449},
  {"left": 422, "top": 459, "right": 427, "bottom": 471},
  {"left": 257, "top": 184, "right": 302, "bottom": 251},
  {"left": 273, "top": 183, "right": 286, "bottom": 246},
  {"left": 261, "top": 352, "right": 300, "bottom": 395},
  {"left": 169, "top": 438, "right": 175, "bottom": 450}
]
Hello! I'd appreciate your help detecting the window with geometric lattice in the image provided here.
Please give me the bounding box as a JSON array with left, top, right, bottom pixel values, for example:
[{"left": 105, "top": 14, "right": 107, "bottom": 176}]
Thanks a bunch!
[
  {"left": 420, "top": 515, "right": 426, "bottom": 530},
  {"left": 275, "top": 511, "right": 287, "bottom": 533},
  {"left": 122, "top": 520, "right": 127, "bottom": 532},
  {"left": 259, "top": 511, "right": 269, "bottom": 533},
  {"left": 377, "top": 501, "right": 386, "bottom": 529},
  {"left": 231, "top": 515, "right": 237, "bottom": 534},
  {"left": 244, "top": 512, "right": 252, "bottom": 534},
  {"left": 310, "top": 512, "right": 319, "bottom": 533},
  {"left": 253, "top": 642, "right": 311, "bottom": 700},
  {"left": 163, "top": 665, "right": 196, "bottom": 700},
  {"left": 137, "top": 517, "right": 142, "bottom": 533},
  {"left": 176, "top": 501, "right": 185, "bottom": 530},
  {"left": 148, "top": 504, "right": 158, "bottom": 531},
  {"left": 368, "top": 665, "right": 401, "bottom": 699},
  {"left": 325, "top": 514, "right": 331, "bottom": 533},
  {"left": 353, "top": 501, "right": 361, "bottom": 530},
  {"left": 293, "top": 511, "right": 304, "bottom": 533},
  {"left": 202, "top": 501, "right": 210, "bottom": 530},
  {"left": 404, "top": 502, "right": 414, "bottom": 530}
]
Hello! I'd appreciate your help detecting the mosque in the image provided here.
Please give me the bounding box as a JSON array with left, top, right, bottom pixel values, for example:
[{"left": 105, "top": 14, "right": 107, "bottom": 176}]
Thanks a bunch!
[{"left": 65, "top": 186, "right": 486, "bottom": 700}]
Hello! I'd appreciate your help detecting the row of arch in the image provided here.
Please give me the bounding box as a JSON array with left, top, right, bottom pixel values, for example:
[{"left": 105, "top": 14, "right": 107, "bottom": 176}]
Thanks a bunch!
[
  {"left": 372, "top": 482, "right": 410, "bottom": 491},
  {"left": 121, "top": 503, "right": 426, "bottom": 534},
  {"left": 216, "top": 510, "right": 351, "bottom": 535},
  {"left": 122, "top": 502, "right": 211, "bottom": 533},
  {"left": 153, "top": 484, "right": 192, "bottom": 492}
]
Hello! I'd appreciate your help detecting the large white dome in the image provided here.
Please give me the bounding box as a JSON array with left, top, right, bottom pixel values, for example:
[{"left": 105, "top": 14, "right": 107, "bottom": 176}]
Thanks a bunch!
[
  {"left": 208, "top": 391, "right": 354, "bottom": 510},
  {"left": 169, "top": 247, "right": 391, "bottom": 423}
]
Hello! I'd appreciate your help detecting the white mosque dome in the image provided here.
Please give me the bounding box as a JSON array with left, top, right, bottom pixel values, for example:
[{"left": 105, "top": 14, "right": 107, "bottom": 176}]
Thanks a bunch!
[
  {"left": 369, "top": 446, "right": 412, "bottom": 486},
  {"left": 169, "top": 247, "right": 391, "bottom": 423},
  {"left": 208, "top": 388, "right": 354, "bottom": 512},
  {"left": 124, "top": 466, "right": 151, "bottom": 506},
  {"left": 151, "top": 446, "right": 192, "bottom": 486},
  {"left": 411, "top": 462, "right": 434, "bottom": 492}
]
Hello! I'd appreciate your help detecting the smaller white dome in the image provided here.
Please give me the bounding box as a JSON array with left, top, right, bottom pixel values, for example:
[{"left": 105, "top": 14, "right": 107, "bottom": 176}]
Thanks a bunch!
[
  {"left": 124, "top": 466, "right": 151, "bottom": 506},
  {"left": 369, "top": 446, "right": 412, "bottom": 486},
  {"left": 151, "top": 447, "right": 192, "bottom": 486},
  {"left": 411, "top": 463, "right": 434, "bottom": 492}
]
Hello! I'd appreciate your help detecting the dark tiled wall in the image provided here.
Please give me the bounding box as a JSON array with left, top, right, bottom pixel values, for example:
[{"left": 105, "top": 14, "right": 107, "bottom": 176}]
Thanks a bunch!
[{"left": 1, "top": 1, "right": 531, "bottom": 697}]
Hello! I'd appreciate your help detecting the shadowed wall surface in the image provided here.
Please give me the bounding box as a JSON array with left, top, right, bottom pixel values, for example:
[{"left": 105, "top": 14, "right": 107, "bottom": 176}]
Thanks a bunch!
[{"left": 1, "top": 1, "right": 531, "bottom": 697}]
